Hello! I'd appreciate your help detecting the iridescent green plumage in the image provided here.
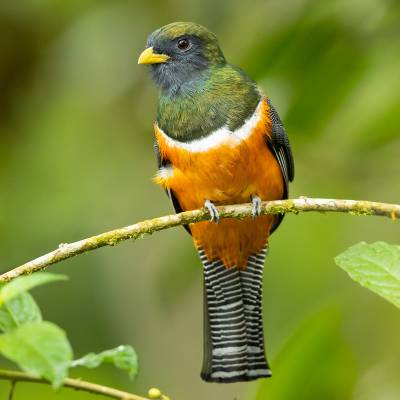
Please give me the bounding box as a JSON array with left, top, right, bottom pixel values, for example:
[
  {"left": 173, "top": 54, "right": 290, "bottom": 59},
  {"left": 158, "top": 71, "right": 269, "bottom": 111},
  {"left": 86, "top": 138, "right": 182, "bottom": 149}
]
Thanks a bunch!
[{"left": 157, "top": 64, "right": 260, "bottom": 141}]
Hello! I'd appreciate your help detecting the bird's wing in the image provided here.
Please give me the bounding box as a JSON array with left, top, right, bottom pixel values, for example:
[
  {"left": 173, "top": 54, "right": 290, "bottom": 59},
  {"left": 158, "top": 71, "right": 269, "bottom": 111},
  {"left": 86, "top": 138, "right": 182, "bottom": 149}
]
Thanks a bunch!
[
  {"left": 154, "top": 139, "right": 191, "bottom": 234},
  {"left": 265, "top": 99, "right": 295, "bottom": 232}
]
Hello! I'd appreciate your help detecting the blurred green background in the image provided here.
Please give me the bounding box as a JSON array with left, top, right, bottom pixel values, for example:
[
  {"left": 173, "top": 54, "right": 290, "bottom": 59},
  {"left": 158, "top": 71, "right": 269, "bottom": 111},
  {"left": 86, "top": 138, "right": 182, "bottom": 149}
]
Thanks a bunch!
[{"left": 1, "top": 0, "right": 399, "bottom": 399}]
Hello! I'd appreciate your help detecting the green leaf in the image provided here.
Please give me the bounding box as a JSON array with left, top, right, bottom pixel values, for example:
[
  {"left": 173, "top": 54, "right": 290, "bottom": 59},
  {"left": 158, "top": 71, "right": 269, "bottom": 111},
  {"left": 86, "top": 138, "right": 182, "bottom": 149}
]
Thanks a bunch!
[
  {"left": 0, "top": 321, "right": 73, "bottom": 388},
  {"left": 71, "top": 345, "right": 138, "bottom": 378},
  {"left": 0, "top": 292, "right": 42, "bottom": 333},
  {"left": 0, "top": 273, "right": 68, "bottom": 305},
  {"left": 335, "top": 241, "right": 400, "bottom": 309}
]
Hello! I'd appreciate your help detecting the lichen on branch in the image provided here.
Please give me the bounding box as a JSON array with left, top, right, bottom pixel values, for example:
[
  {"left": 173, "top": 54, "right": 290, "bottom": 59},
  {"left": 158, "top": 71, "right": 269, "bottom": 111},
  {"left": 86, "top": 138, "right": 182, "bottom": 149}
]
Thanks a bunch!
[{"left": 0, "top": 198, "right": 399, "bottom": 282}]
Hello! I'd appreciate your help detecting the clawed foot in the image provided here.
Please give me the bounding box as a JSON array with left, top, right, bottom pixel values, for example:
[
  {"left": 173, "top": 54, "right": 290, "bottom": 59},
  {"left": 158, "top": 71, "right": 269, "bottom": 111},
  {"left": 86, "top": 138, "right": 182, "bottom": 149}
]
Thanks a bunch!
[
  {"left": 204, "top": 199, "right": 220, "bottom": 223},
  {"left": 251, "top": 195, "right": 262, "bottom": 219}
]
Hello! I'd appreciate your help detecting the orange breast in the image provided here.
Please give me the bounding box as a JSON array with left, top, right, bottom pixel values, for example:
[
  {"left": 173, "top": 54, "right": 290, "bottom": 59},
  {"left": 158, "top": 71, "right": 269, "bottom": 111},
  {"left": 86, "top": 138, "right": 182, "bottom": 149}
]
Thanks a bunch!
[{"left": 154, "top": 99, "right": 284, "bottom": 268}]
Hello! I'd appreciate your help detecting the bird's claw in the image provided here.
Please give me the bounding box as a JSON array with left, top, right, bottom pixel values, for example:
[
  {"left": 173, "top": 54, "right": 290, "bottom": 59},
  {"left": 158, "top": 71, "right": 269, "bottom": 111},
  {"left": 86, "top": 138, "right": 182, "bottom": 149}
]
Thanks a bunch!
[
  {"left": 251, "top": 195, "right": 262, "bottom": 219},
  {"left": 204, "top": 199, "right": 220, "bottom": 223}
]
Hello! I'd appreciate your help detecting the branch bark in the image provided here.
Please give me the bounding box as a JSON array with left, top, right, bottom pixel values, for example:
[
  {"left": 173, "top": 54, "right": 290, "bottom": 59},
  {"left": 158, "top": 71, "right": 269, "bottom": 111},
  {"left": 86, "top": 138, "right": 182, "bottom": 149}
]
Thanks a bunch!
[
  {"left": 0, "top": 369, "right": 150, "bottom": 400},
  {"left": 1, "top": 198, "right": 399, "bottom": 282}
]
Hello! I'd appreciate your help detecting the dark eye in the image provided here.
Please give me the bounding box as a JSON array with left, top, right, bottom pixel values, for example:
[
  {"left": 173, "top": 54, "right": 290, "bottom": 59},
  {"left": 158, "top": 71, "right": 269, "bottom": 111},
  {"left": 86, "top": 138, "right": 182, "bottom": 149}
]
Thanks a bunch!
[{"left": 177, "top": 38, "right": 190, "bottom": 51}]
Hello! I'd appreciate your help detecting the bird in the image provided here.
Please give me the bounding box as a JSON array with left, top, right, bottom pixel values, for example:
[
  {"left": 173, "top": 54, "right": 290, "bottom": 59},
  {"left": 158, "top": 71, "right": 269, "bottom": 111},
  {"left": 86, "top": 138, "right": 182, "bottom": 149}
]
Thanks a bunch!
[{"left": 138, "top": 22, "right": 294, "bottom": 383}]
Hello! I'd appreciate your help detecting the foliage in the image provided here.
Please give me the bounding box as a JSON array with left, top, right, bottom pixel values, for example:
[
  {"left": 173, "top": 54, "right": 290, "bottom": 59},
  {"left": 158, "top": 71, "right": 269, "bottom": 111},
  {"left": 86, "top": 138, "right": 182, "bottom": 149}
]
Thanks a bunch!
[
  {"left": 0, "top": 274, "right": 138, "bottom": 389},
  {"left": 0, "top": 321, "right": 72, "bottom": 388},
  {"left": 71, "top": 345, "right": 139, "bottom": 378},
  {"left": 0, "top": 273, "right": 67, "bottom": 305},
  {"left": 335, "top": 242, "right": 400, "bottom": 309},
  {"left": 0, "top": 292, "right": 41, "bottom": 333}
]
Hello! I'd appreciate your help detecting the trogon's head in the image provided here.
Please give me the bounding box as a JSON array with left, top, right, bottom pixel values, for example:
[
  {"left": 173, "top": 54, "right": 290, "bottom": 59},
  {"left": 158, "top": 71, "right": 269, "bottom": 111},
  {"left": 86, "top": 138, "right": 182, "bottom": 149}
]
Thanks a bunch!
[{"left": 138, "top": 22, "right": 225, "bottom": 92}]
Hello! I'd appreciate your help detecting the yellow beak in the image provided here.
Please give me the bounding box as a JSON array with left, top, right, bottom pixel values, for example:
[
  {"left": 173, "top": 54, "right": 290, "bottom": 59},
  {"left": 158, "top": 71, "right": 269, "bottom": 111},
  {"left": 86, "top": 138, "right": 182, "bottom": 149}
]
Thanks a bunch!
[{"left": 138, "top": 47, "right": 170, "bottom": 65}]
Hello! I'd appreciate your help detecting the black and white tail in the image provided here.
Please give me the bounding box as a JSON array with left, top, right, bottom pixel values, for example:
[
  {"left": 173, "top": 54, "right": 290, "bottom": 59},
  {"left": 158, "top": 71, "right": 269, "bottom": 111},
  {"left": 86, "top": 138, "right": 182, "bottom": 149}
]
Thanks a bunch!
[{"left": 199, "top": 246, "right": 271, "bottom": 383}]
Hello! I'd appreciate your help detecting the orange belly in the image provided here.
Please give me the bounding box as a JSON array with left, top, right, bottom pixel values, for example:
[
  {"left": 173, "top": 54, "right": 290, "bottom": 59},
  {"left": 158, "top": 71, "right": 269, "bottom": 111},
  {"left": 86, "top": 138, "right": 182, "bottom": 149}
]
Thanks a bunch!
[{"left": 154, "top": 99, "right": 284, "bottom": 267}]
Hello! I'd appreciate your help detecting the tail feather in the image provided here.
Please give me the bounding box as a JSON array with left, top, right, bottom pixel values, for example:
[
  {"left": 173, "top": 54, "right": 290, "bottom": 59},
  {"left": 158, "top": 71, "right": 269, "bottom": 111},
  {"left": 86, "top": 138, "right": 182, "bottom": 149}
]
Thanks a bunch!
[{"left": 200, "top": 246, "right": 271, "bottom": 383}]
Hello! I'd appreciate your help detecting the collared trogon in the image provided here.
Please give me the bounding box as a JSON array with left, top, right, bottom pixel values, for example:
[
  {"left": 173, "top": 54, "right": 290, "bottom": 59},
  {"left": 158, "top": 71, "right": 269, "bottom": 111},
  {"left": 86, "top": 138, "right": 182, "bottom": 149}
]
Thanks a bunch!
[{"left": 138, "top": 22, "right": 294, "bottom": 383}]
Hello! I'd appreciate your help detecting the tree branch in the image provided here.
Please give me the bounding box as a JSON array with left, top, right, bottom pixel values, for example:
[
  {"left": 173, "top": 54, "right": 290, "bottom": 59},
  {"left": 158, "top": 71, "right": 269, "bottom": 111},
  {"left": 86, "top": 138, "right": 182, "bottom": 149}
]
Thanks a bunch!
[
  {"left": 1, "top": 198, "right": 398, "bottom": 282},
  {"left": 0, "top": 369, "right": 150, "bottom": 400}
]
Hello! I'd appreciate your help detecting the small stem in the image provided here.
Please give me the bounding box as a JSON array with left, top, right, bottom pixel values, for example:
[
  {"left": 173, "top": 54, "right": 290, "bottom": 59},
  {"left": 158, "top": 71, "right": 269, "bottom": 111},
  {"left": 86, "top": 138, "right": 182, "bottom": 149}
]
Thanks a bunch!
[
  {"left": 0, "top": 369, "right": 149, "bottom": 400},
  {"left": 8, "top": 381, "right": 16, "bottom": 400},
  {"left": 0, "top": 198, "right": 399, "bottom": 282}
]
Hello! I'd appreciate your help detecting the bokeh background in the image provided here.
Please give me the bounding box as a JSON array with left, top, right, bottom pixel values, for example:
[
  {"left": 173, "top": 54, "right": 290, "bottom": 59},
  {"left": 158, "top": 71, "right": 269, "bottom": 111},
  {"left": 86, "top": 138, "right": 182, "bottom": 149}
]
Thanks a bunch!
[{"left": 1, "top": 0, "right": 400, "bottom": 399}]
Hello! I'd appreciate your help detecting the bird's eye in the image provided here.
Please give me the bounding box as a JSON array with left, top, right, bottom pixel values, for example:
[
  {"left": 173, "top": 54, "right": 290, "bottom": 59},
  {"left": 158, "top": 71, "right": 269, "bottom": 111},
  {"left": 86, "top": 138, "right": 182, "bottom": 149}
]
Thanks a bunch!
[{"left": 177, "top": 38, "right": 190, "bottom": 51}]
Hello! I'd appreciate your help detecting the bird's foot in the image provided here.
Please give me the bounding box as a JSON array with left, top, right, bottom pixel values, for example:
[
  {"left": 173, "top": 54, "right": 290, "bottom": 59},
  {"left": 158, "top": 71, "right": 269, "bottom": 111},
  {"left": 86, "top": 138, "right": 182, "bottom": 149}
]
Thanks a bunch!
[
  {"left": 251, "top": 195, "right": 262, "bottom": 219},
  {"left": 204, "top": 199, "right": 220, "bottom": 223}
]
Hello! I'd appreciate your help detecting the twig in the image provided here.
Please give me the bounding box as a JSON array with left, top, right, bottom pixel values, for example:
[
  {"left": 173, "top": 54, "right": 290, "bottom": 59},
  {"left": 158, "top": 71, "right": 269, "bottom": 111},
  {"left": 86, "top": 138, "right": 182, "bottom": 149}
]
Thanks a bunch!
[
  {"left": 1, "top": 198, "right": 399, "bottom": 282},
  {"left": 0, "top": 369, "right": 149, "bottom": 400},
  {"left": 8, "top": 380, "right": 16, "bottom": 400}
]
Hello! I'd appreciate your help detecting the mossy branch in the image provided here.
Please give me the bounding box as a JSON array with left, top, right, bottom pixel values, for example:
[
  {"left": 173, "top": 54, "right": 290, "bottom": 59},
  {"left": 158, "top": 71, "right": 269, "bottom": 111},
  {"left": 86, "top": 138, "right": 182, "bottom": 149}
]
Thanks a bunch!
[
  {"left": 1, "top": 197, "right": 399, "bottom": 282},
  {"left": 0, "top": 369, "right": 153, "bottom": 400}
]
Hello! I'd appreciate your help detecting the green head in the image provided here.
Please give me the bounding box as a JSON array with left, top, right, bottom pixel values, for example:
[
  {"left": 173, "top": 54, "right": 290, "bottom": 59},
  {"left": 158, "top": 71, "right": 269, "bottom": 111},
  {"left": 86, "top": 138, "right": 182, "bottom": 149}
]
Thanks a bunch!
[{"left": 138, "top": 22, "right": 226, "bottom": 92}]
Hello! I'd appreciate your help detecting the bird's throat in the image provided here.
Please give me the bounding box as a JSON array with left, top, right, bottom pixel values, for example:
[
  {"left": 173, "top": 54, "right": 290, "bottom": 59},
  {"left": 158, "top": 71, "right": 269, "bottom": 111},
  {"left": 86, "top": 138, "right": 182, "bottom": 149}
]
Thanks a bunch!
[{"left": 156, "top": 65, "right": 261, "bottom": 142}]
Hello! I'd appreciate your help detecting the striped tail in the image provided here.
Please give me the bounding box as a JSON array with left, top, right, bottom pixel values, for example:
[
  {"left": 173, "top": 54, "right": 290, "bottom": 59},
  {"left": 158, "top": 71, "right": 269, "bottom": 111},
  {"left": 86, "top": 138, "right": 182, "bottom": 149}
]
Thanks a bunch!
[{"left": 199, "top": 246, "right": 271, "bottom": 383}]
